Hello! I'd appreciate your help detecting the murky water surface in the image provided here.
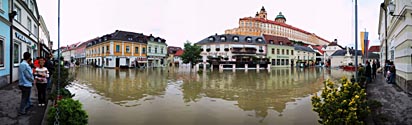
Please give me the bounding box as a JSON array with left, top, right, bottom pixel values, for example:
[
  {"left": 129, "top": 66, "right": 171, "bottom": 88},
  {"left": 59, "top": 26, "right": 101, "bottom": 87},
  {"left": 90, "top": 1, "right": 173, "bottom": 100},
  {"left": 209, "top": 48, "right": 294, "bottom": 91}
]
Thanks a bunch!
[{"left": 68, "top": 67, "right": 351, "bottom": 125}]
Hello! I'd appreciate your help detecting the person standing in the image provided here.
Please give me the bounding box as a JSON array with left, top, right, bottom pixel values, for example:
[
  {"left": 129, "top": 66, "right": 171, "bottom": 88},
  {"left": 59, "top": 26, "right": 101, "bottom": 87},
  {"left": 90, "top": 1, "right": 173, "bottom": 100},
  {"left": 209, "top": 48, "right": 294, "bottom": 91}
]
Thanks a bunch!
[
  {"left": 365, "top": 61, "right": 372, "bottom": 83},
  {"left": 372, "top": 60, "right": 377, "bottom": 80},
  {"left": 44, "top": 54, "right": 55, "bottom": 90},
  {"left": 18, "top": 52, "right": 34, "bottom": 115},
  {"left": 34, "top": 57, "right": 49, "bottom": 106}
]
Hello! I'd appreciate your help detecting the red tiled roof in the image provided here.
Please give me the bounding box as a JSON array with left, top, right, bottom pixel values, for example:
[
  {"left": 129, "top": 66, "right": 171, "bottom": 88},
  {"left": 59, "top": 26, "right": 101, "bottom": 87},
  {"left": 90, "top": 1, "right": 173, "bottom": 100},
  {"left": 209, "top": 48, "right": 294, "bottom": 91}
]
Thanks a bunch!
[
  {"left": 312, "top": 45, "right": 325, "bottom": 54},
  {"left": 368, "top": 46, "right": 380, "bottom": 52},
  {"left": 262, "top": 34, "right": 292, "bottom": 46},
  {"left": 175, "top": 49, "right": 184, "bottom": 56},
  {"left": 240, "top": 17, "right": 330, "bottom": 44}
]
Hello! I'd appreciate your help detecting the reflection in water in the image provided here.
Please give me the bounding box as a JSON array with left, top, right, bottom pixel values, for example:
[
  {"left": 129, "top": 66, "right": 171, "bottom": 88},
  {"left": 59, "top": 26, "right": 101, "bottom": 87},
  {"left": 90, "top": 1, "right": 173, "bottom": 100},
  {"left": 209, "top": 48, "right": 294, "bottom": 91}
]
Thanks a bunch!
[{"left": 70, "top": 67, "right": 350, "bottom": 125}]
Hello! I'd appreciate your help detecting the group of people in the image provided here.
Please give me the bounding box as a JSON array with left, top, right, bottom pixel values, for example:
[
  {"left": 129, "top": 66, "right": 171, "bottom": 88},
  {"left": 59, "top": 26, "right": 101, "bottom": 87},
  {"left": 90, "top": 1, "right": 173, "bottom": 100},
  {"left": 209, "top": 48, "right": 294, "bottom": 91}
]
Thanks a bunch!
[
  {"left": 363, "top": 60, "right": 380, "bottom": 83},
  {"left": 18, "top": 52, "right": 55, "bottom": 115},
  {"left": 384, "top": 60, "right": 396, "bottom": 84}
]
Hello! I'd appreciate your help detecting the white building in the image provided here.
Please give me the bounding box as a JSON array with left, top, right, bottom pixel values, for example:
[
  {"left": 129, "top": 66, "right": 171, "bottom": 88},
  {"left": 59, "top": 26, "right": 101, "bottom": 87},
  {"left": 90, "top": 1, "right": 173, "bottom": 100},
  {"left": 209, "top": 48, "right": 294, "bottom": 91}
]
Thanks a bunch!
[
  {"left": 330, "top": 48, "right": 362, "bottom": 68},
  {"left": 11, "top": 0, "right": 40, "bottom": 82},
  {"left": 378, "top": 0, "right": 412, "bottom": 94},
  {"left": 322, "top": 39, "right": 343, "bottom": 66},
  {"left": 38, "top": 16, "right": 51, "bottom": 57}
]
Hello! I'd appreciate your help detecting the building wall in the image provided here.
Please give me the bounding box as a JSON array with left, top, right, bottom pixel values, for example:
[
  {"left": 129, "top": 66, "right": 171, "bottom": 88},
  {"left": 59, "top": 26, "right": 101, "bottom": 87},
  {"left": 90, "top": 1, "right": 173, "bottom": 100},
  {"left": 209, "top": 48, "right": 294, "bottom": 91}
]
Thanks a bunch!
[
  {"left": 86, "top": 40, "right": 147, "bottom": 68},
  {"left": 199, "top": 43, "right": 266, "bottom": 63},
  {"left": 330, "top": 56, "right": 362, "bottom": 68},
  {"left": 382, "top": 0, "right": 412, "bottom": 94},
  {"left": 294, "top": 50, "right": 316, "bottom": 66},
  {"left": 267, "top": 44, "right": 294, "bottom": 67},
  {"left": 0, "top": 0, "right": 10, "bottom": 86}
]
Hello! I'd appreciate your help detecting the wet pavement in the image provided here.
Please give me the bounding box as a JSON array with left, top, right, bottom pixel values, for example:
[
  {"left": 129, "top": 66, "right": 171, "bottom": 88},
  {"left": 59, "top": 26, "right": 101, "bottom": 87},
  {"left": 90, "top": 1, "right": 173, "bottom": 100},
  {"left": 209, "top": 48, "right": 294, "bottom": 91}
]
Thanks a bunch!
[
  {"left": 0, "top": 82, "right": 47, "bottom": 125},
  {"left": 367, "top": 74, "right": 412, "bottom": 125},
  {"left": 68, "top": 66, "right": 351, "bottom": 125}
]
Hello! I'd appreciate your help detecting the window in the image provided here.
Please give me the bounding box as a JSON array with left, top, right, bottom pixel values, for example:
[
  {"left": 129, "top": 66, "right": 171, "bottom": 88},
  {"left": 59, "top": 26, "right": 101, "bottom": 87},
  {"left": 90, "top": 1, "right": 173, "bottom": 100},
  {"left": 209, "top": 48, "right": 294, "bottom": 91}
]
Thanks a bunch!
[
  {"left": 135, "top": 47, "right": 139, "bottom": 53},
  {"left": 13, "top": 43, "right": 20, "bottom": 64},
  {"left": 282, "top": 49, "right": 284, "bottom": 55},
  {"left": 0, "top": 39, "right": 4, "bottom": 68},
  {"left": 102, "top": 47, "right": 104, "bottom": 53},
  {"left": 233, "top": 36, "right": 239, "bottom": 41},
  {"left": 33, "top": 25, "right": 38, "bottom": 37},
  {"left": 27, "top": 17, "right": 32, "bottom": 31},
  {"left": 148, "top": 46, "right": 151, "bottom": 53},
  {"left": 142, "top": 47, "right": 146, "bottom": 54},
  {"left": 126, "top": 46, "right": 130, "bottom": 53},
  {"left": 286, "top": 59, "right": 289, "bottom": 65},
  {"left": 161, "top": 47, "right": 164, "bottom": 54},
  {"left": 29, "top": 0, "right": 34, "bottom": 11},
  {"left": 208, "top": 37, "right": 214, "bottom": 42},
  {"left": 15, "top": 6, "right": 21, "bottom": 22},
  {"left": 154, "top": 47, "right": 157, "bottom": 53},
  {"left": 116, "top": 45, "right": 120, "bottom": 52},
  {"left": 286, "top": 50, "right": 289, "bottom": 55},
  {"left": 277, "top": 49, "right": 280, "bottom": 54},
  {"left": 106, "top": 46, "right": 109, "bottom": 53},
  {"left": 26, "top": 45, "right": 31, "bottom": 55},
  {"left": 277, "top": 59, "right": 280, "bottom": 65},
  {"left": 271, "top": 48, "right": 274, "bottom": 54}
]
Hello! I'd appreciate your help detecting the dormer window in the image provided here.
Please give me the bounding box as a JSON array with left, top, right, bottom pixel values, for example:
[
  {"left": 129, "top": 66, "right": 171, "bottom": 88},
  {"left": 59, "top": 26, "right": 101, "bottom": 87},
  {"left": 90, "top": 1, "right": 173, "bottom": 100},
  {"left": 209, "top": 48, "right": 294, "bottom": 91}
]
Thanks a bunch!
[
  {"left": 269, "top": 40, "right": 274, "bottom": 44},
  {"left": 233, "top": 36, "right": 239, "bottom": 42},
  {"left": 158, "top": 39, "right": 161, "bottom": 42},
  {"left": 208, "top": 37, "right": 215, "bottom": 42},
  {"left": 104, "top": 37, "right": 107, "bottom": 41},
  {"left": 246, "top": 37, "right": 252, "bottom": 42},
  {"left": 128, "top": 37, "right": 133, "bottom": 41},
  {"left": 257, "top": 38, "right": 263, "bottom": 42},
  {"left": 279, "top": 41, "right": 283, "bottom": 45},
  {"left": 220, "top": 36, "right": 226, "bottom": 41}
]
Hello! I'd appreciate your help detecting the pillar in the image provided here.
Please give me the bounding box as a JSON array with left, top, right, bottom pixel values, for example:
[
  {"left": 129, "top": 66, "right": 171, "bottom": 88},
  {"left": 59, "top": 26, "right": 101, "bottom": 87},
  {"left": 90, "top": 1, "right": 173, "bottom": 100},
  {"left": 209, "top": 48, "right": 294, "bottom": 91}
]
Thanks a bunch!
[
  {"left": 267, "top": 64, "right": 271, "bottom": 72},
  {"left": 203, "top": 63, "right": 207, "bottom": 71},
  {"left": 232, "top": 64, "right": 236, "bottom": 72},
  {"left": 211, "top": 65, "right": 213, "bottom": 71},
  {"left": 257, "top": 64, "right": 260, "bottom": 71},
  {"left": 245, "top": 64, "right": 248, "bottom": 71}
]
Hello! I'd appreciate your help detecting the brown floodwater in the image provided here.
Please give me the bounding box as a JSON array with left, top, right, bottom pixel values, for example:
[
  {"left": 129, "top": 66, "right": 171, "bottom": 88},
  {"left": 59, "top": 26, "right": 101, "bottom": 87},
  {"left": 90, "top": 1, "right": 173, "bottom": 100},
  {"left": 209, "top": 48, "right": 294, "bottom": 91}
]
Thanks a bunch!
[{"left": 68, "top": 67, "right": 351, "bottom": 125}]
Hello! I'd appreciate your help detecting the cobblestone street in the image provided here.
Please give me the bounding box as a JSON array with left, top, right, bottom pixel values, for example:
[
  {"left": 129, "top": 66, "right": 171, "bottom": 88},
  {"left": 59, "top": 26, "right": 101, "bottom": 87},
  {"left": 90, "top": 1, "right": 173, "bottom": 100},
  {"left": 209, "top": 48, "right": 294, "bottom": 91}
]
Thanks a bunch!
[
  {"left": 367, "top": 74, "right": 412, "bottom": 124},
  {"left": 0, "top": 83, "right": 46, "bottom": 125}
]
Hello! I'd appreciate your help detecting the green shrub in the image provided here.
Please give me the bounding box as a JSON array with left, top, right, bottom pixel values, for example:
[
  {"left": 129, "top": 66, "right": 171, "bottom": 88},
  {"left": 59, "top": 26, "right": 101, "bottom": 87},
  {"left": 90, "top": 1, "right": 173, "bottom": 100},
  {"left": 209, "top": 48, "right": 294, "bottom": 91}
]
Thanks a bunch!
[
  {"left": 47, "top": 98, "right": 88, "bottom": 125},
  {"left": 311, "top": 77, "right": 370, "bottom": 125}
]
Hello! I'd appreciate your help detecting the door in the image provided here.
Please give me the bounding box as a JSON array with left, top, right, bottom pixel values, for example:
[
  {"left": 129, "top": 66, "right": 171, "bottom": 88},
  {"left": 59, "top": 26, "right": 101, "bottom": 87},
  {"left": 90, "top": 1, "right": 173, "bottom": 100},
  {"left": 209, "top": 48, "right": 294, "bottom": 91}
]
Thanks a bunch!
[{"left": 116, "top": 58, "right": 120, "bottom": 67}]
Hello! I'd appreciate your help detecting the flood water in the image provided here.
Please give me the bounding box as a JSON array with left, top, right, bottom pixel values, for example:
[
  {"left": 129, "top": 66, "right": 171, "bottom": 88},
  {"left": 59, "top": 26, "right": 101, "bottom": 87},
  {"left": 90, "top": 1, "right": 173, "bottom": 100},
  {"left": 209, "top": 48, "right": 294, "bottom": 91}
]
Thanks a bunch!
[{"left": 68, "top": 67, "right": 351, "bottom": 125}]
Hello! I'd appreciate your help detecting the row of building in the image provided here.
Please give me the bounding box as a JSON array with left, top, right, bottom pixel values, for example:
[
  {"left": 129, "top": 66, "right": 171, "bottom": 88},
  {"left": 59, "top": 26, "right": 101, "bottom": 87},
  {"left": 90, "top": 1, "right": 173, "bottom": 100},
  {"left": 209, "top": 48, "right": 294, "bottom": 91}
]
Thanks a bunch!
[
  {"left": 0, "top": 0, "right": 53, "bottom": 87},
  {"left": 378, "top": 0, "right": 412, "bottom": 94},
  {"left": 58, "top": 30, "right": 185, "bottom": 69},
  {"left": 195, "top": 6, "right": 365, "bottom": 69}
]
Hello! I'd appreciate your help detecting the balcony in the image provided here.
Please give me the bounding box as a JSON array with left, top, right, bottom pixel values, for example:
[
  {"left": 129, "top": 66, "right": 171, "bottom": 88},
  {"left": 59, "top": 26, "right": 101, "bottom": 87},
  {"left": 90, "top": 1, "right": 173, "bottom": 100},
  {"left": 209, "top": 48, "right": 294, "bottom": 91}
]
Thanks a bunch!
[{"left": 231, "top": 48, "right": 256, "bottom": 54}]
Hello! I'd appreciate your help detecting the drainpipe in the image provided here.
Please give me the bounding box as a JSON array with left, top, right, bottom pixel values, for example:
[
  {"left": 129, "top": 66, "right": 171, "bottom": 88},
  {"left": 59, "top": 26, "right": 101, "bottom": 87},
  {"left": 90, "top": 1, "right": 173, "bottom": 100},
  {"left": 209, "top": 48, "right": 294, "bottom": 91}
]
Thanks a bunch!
[{"left": 9, "top": 0, "right": 16, "bottom": 84}]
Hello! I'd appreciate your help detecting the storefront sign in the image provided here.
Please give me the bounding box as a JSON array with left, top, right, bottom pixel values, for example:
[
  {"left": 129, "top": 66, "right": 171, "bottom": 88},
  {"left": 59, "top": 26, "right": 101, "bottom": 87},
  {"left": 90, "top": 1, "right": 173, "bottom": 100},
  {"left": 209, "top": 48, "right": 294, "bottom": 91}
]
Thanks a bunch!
[
  {"left": 277, "top": 56, "right": 289, "bottom": 58},
  {"left": 15, "top": 32, "right": 32, "bottom": 44}
]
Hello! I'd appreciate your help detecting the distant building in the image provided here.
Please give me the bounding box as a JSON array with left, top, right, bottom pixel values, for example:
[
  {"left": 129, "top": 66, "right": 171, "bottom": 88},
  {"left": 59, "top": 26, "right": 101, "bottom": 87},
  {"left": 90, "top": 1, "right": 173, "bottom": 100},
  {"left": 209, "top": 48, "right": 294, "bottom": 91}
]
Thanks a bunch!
[
  {"left": 322, "top": 39, "right": 343, "bottom": 66},
  {"left": 294, "top": 45, "right": 317, "bottom": 67},
  {"left": 196, "top": 34, "right": 268, "bottom": 69},
  {"left": 167, "top": 46, "right": 183, "bottom": 67},
  {"left": 147, "top": 34, "right": 167, "bottom": 67},
  {"left": 225, "top": 6, "right": 330, "bottom": 45},
  {"left": 330, "top": 48, "right": 362, "bottom": 68},
  {"left": 86, "top": 30, "right": 157, "bottom": 68},
  {"left": 61, "top": 42, "right": 80, "bottom": 62},
  {"left": 263, "top": 34, "right": 294, "bottom": 67}
]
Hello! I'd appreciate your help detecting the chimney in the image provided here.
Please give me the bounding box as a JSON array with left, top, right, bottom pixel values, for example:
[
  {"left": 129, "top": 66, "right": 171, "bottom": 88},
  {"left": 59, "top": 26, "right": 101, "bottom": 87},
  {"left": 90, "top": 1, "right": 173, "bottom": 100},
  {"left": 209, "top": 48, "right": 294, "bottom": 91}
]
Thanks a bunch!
[
  {"left": 334, "top": 39, "right": 337, "bottom": 43},
  {"left": 215, "top": 33, "right": 218, "bottom": 36}
]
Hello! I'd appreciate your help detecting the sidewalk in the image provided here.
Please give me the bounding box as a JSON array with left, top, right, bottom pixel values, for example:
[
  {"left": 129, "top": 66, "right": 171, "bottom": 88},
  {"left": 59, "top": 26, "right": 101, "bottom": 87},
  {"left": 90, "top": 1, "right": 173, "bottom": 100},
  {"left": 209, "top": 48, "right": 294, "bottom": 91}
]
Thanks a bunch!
[
  {"left": 367, "top": 74, "right": 412, "bottom": 124},
  {"left": 0, "top": 82, "right": 47, "bottom": 125}
]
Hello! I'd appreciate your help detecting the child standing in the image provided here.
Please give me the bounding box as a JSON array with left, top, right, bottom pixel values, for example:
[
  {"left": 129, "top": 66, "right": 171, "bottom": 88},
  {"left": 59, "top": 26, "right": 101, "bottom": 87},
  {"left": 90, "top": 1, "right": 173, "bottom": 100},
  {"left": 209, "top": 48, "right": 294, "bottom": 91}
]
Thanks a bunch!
[{"left": 34, "top": 57, "right": 49, "bottom": 106}]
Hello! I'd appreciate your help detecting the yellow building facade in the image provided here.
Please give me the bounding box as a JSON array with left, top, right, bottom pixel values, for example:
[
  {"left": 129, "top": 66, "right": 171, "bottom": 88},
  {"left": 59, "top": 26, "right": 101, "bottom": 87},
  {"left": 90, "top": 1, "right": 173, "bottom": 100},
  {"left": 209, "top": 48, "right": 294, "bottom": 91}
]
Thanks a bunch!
[
  {"left": 225, "top": 6, "right": 330, "bottom": 45},
  {"left": 86, "top": 30, "right": 149, "bottom": 68}
]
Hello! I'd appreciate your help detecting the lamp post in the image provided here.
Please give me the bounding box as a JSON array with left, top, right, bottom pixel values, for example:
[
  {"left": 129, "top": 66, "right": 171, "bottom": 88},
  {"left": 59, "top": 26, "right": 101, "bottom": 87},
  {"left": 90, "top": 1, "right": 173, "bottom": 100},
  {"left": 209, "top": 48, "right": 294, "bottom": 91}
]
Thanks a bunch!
[{"left": 9, "top": 1, "right": 17, "bottom": 85}]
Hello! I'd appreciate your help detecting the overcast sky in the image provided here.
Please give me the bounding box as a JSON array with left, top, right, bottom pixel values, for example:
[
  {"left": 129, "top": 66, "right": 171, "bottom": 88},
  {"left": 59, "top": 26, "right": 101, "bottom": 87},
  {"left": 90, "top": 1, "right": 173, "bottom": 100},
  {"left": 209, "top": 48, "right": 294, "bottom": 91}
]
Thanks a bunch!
[{"left": 36, "top": 0, "right": 382, "bottom": 49}]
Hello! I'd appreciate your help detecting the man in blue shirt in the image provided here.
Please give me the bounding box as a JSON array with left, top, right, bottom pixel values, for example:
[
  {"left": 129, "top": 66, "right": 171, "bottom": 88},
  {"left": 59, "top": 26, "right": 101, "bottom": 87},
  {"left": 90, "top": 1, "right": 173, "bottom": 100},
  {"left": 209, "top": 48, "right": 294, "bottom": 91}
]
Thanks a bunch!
[{"left": 18, "top": 52, "right": 34, "bottom": 115}]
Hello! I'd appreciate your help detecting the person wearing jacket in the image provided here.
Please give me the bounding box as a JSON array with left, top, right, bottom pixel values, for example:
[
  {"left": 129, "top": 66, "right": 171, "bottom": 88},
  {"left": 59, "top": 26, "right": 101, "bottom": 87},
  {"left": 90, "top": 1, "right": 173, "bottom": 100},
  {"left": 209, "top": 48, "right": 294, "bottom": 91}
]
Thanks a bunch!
[{"left": 18, "top": 52, "right": 34, "bottom": 115}]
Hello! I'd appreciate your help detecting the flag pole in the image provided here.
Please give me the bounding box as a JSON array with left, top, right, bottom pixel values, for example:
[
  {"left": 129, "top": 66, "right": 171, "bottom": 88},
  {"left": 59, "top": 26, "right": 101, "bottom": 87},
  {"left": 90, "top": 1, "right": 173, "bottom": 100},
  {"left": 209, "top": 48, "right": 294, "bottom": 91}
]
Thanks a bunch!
[{"left": 354, "top": 0, "right": 359, "bottom": 82}]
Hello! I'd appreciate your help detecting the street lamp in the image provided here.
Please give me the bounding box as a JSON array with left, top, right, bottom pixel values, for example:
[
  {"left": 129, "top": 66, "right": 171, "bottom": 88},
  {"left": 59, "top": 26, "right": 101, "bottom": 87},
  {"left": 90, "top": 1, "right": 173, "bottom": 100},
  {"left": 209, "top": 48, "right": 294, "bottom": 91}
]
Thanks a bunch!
[{"left": 388, "top": 2, "right": 405, "bottom": 17}]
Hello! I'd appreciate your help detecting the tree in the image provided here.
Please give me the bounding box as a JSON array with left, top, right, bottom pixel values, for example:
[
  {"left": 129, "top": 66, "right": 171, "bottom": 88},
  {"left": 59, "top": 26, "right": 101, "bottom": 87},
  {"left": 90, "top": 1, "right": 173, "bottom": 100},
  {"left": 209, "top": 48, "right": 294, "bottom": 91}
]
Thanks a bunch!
[{"left": 181, "top": 41, "right": 202, "bottom": 68}]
